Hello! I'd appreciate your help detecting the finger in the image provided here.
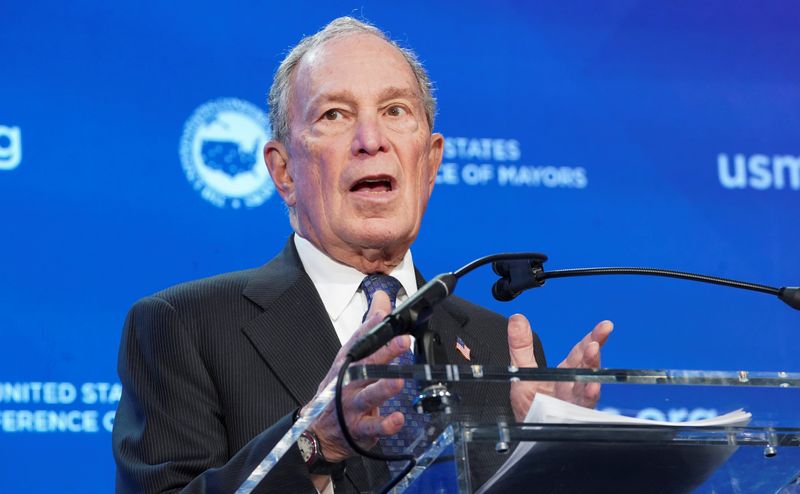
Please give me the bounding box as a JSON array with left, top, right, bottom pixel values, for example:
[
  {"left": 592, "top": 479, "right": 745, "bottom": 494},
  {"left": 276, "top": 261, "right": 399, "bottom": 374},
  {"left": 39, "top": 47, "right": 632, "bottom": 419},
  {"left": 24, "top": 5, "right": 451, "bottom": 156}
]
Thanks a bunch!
[
  {"left": 559, "top": 339, "right": 585, "bottom": 369},
  {"left": 574, "top": 320, "right": 614, "bottom": 351},
  {"left": 335, "top": 314, "right": 384, "bottom": 365},
  {"left": 576, "top": 320, "right": 612, "bottom": 368},
  {"left": 355, "top": 411, "right": 405, "bottom": 439},
  {"left": 581, "top": 341, "right": 601, "bottom": 368},
  {"left": 590, "top": 320, "right": 614, "bottom": 347},
  {"left": 361, "top": 333, "right": 411, "bottom": 365},
  {"left": 339, "top": 290, "right": 393, "bottom": 357},
  {"left": 580, "top": 382, "right": 601, "bottom": 407},
  {"left": 560, "top": 320, "right": 614, "bottom": 369},
  {"left": 510, "top": 380, "right": 539, "bottom": 419},
  {"left": 508, "top": 314, "right": 538, "bottom": 368},
  {"left": 352, "top": 378, "right": 405, "bottom": 412},
  {"left": 363, "top": 290, "right": 392, "bottom": 330}
]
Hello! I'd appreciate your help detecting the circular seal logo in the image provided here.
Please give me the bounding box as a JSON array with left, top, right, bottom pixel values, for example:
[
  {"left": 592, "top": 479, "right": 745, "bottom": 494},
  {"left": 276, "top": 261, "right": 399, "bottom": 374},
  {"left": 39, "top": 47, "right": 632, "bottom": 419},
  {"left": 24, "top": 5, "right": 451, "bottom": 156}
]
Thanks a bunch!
[{"left": 180, "top": 98, "right": 275, "bottom": 209}]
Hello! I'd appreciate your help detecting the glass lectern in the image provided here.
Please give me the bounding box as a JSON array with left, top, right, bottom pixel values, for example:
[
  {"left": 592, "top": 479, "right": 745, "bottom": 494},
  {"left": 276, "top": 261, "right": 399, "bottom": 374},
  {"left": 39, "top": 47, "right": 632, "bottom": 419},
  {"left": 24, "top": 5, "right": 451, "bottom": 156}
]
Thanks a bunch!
[{"left": 238, "top": 365, "right": 800, "bottom": 494}]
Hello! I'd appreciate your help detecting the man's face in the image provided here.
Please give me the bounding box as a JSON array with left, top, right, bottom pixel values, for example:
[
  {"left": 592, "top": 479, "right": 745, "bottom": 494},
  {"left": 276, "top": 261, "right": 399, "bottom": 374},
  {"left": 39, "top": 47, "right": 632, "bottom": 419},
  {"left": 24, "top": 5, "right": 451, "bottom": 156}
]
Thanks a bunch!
[{"left": 268, "top": 33, "right": 443, "bottom": 267}]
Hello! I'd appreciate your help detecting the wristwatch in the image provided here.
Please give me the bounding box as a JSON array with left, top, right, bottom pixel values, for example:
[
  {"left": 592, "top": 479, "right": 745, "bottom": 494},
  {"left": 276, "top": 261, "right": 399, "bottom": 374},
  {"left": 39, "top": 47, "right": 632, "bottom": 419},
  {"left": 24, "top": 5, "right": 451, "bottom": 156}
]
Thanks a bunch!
[{"left": 297, "top": 429, "right": 345, "bottom": 477}]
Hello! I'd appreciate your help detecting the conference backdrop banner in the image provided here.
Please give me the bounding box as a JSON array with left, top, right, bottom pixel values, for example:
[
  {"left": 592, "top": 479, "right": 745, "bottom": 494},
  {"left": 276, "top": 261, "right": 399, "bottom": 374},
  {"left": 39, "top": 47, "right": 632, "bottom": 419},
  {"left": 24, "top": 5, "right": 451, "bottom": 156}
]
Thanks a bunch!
[{"left": 2, "top": 1, "right": 798, "bottom": 492}]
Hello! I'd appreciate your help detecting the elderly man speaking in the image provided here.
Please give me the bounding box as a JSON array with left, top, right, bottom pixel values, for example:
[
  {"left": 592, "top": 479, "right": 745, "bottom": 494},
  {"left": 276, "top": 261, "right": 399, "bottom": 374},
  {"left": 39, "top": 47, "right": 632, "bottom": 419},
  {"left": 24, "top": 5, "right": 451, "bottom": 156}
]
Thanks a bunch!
[{"left": 113, "top": 16, "right": 613, "bottom": 494}]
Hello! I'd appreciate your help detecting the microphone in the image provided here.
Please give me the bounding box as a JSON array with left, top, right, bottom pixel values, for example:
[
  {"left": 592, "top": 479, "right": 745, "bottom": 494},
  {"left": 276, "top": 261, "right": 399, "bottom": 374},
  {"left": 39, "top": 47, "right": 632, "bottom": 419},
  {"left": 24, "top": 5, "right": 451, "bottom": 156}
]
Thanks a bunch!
[
  {"left": 491, "top": 257, "right": 800, "bottom": 311},
  {"left": 347, "top": 273, "right": 457, "bottom": 361},
  {"left": 347, "top": 252, "right": 547, "bottom": 362},
  {"left": 492, "top": 256, "right": 546, "bottom": 301},
  {"left": 346, "top": 252, "right": 551, "bottom": 361},
  {"left": 781, "top": 287, "right": 800, "bottom": 310}
]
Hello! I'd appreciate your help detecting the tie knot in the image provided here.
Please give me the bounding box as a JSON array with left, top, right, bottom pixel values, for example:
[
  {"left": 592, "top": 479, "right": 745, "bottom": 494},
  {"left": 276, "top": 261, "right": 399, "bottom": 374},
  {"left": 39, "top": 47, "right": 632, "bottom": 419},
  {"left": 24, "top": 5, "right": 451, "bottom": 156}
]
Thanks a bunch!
[{"left": 361, "top": 274, "right": 403, "bottom": 310}]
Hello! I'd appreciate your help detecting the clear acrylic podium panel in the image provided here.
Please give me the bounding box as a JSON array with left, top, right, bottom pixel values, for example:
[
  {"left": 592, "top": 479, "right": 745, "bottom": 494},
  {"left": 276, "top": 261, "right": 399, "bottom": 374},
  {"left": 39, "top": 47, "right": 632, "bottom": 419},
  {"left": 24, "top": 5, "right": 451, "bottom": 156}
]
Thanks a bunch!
[{"left": 343, "top": 366, "right": 800, "bottom": 494}]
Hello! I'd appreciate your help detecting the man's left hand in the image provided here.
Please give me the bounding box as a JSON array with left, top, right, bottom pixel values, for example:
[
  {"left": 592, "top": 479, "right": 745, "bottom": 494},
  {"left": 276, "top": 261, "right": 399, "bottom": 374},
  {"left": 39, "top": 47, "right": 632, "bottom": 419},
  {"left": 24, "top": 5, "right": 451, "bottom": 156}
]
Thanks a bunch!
[{"left": 508, "top": 315, "right": 613, "bottom": 422}]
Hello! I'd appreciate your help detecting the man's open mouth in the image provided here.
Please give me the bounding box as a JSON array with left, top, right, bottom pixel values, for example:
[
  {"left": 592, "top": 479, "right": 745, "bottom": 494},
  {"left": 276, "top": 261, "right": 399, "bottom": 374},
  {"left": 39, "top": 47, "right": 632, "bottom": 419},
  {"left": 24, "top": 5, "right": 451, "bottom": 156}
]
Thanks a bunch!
[{"left": 349, "top": 176, "right": 394, "bottom": 193}]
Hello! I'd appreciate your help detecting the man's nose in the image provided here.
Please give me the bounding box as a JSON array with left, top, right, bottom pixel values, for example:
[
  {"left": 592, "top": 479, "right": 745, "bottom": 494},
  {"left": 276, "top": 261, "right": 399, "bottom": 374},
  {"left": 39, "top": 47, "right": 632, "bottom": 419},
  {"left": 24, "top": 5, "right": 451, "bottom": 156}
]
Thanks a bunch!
[{"left": 351, "top": 114, "right": 390, "bottom": 156}]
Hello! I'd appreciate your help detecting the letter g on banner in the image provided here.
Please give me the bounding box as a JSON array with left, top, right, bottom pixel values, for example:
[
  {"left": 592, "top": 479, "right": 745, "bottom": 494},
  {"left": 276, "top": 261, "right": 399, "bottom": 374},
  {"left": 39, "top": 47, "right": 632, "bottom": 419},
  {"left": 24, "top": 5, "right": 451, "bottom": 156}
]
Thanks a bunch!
[{"left": 0, "top": 125, "right": 22, "bottom": 171}]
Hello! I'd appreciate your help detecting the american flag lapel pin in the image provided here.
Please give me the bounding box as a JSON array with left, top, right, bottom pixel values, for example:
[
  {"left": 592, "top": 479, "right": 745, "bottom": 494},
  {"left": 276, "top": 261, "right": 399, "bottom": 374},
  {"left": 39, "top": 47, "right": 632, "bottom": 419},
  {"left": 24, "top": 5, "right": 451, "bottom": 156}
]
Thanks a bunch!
[{"left": 455, "top": 336, "right": 471, "bottom": 361}]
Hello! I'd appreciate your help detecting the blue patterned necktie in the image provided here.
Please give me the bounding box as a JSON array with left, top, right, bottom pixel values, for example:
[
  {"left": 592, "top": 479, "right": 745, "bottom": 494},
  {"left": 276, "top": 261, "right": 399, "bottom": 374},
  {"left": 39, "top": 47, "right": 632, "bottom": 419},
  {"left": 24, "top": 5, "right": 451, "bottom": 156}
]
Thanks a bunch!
[{"left": 361, "top": 274, "right": 428, "bottom": 472}]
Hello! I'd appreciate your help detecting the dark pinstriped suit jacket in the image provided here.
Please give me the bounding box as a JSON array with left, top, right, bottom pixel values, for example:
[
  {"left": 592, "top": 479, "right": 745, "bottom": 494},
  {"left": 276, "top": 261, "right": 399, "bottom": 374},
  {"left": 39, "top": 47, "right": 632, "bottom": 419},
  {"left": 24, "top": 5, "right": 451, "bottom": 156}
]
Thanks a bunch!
[{"left": 113, "top": 237, "right": 546, "bottom": 493}]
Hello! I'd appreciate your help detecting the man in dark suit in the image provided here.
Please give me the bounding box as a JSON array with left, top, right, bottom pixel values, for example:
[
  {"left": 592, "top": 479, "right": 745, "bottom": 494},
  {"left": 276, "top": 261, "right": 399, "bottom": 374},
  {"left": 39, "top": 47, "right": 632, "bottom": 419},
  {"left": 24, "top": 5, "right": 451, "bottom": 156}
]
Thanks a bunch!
[{"left": 113, "top": 16, "right": 612, "bottom": 493}]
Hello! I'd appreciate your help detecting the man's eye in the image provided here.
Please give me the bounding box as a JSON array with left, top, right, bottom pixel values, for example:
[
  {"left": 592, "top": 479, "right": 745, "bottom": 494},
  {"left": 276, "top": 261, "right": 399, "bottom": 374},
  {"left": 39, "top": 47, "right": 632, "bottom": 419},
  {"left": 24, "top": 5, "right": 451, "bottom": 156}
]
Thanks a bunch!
[
  {"left": 323, "top": 109, "right": 341, "bottom": 120},
  {"left": 387, "top": 106, "right": 407, "bottom": 117}
]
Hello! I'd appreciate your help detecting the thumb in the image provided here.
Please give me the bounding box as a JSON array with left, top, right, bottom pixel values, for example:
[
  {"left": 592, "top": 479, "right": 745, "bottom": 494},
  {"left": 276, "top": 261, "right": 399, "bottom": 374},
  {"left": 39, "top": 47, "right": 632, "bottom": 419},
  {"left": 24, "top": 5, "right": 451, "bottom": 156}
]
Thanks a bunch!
[
  {"left": 355, "top": 290, "right": 393, "bottom": 338},
  {"left": 508, "top": 313, "right": 538, "bottom": 368},
  {"left": 367, "top": 289, "right": 392, "bottom": 320}
]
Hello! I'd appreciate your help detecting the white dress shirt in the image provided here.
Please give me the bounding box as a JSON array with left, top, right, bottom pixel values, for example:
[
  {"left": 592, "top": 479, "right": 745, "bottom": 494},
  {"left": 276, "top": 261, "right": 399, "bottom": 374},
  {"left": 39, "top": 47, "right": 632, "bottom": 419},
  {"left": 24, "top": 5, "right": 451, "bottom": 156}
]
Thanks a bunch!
[{"left": 294, "top": 234, "right": 419, "bottom": 345}]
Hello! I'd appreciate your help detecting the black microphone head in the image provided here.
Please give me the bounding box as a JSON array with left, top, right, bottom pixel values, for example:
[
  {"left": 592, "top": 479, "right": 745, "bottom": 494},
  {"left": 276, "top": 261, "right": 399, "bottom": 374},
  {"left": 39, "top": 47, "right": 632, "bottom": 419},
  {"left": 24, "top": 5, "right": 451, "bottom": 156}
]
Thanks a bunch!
[
  {"left": 492, "top": 278, "right": 518, "bottom": 301},
  {"left": 436, "top": 272, "right": 458, "bottom": 294},
  {"left": 779, "top": 287, "right": 800, "bottom": 311},
  {"left": 492, "top": 261, "right": 510, "bottom": 277}
]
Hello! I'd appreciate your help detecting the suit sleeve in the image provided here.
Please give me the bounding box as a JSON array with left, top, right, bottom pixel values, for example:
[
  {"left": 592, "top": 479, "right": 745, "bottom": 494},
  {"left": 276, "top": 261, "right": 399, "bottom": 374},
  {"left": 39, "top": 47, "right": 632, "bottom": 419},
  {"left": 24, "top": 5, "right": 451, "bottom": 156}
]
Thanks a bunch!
[{"left": 112, "top": 296, "right": 317, "bottom": 494}]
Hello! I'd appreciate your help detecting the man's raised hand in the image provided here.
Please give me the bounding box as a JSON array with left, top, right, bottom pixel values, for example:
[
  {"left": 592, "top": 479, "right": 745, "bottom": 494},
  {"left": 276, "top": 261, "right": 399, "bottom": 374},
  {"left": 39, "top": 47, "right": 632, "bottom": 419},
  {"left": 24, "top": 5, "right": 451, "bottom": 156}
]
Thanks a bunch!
[
  {"left": 302, "top": 290, "right": 409, "bottom": 463},
  {"left": 508, "top": 314, "right": 613, "bottom": 422}
]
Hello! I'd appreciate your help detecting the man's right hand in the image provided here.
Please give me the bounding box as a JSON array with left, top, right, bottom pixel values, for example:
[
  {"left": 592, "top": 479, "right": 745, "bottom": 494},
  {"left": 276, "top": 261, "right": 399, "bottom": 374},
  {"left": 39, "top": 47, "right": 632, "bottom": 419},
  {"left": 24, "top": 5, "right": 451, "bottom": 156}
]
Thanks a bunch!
[{"left": 300, "top": 290, "right": 410, "bottom": 463}]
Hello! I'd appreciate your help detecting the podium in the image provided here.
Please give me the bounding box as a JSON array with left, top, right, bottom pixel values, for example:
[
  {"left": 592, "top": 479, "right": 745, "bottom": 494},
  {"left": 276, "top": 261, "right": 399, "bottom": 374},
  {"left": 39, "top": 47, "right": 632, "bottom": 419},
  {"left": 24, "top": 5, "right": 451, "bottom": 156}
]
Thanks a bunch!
[{"left": 239, "top": 365, "right": 800, "bottom": 494}]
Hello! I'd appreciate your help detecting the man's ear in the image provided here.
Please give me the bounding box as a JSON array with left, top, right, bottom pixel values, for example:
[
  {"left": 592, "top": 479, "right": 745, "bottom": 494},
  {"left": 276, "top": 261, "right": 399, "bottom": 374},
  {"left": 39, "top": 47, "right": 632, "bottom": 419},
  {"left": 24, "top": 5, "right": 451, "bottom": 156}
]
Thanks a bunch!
[
  {"left": 426, "top": 133, "right": 445, "bottom": 194},
  {"left": 264, "top": 140, "right": 296, "bottom": 206}
]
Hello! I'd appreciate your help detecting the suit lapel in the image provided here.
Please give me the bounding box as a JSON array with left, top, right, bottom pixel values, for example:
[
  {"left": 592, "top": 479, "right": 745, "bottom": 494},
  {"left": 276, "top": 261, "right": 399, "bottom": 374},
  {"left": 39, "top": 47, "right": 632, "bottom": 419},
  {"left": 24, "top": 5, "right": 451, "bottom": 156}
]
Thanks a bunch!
[
  {"left": 414, "top": 270, "right": 491, "bottom": 365},
  {"left": 431, "top": 301, "right": 491, "bottom": 365},
  {"left": 240, "top": 238, "right": 383, "bottom": 493},
  {"left": 241, "top": 238, "right": 341, "bottom": 405}
]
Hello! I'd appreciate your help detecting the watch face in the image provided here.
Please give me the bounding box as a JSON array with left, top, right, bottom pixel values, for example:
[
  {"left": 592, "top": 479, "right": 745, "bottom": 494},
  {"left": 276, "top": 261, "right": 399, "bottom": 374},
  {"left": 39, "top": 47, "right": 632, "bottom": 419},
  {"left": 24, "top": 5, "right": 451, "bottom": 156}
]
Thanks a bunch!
[{"left": 297, "top": 434, "right": 314, "bottom": 462}]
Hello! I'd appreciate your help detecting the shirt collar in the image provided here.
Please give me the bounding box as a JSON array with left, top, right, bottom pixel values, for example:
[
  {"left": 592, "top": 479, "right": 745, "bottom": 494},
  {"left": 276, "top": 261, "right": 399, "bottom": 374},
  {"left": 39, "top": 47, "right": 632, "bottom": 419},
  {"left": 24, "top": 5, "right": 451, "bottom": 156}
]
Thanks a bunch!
[{"left": 293, "top": 234, "right": 418, "bottom": 322}]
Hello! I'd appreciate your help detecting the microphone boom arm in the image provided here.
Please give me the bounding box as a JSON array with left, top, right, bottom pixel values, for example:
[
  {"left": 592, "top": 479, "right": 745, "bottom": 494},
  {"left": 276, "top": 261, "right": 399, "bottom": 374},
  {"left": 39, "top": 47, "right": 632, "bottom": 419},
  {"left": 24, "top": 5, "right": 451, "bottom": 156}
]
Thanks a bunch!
[{"left": 491, "top": 259, "right": 800, "bottom": 311}]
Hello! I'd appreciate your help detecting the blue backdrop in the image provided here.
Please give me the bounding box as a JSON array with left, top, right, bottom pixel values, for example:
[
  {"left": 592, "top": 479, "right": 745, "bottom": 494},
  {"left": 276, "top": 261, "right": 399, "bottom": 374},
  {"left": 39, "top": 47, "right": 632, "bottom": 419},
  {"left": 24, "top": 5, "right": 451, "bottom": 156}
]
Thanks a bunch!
[{"left": 2, "top": 1, "right": 798, "bottom": 492}]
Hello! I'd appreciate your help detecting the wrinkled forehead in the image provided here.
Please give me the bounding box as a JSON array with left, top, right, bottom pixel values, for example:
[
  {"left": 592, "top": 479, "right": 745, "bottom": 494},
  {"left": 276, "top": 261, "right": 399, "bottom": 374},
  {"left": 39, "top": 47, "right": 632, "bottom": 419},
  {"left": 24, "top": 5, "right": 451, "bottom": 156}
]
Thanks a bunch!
[{"left": 289, "top": 33, "right": 423, "bottom": 113}]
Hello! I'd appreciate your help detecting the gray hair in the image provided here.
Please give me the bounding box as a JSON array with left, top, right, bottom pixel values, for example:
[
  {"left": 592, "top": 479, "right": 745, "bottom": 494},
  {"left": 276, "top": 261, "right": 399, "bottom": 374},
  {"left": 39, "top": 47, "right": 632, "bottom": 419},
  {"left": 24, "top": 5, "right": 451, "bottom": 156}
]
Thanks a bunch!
[{"left": 267, "top": 17, "right": 437, "bottom": 143}]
